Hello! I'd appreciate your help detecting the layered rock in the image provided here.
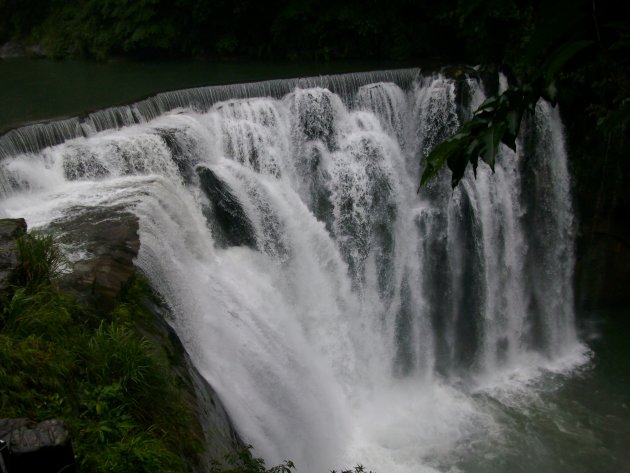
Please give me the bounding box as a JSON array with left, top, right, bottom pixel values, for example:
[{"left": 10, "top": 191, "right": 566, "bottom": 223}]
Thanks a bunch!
[{"left": 48, "top": 206, "right": 139, "bottom": 312}]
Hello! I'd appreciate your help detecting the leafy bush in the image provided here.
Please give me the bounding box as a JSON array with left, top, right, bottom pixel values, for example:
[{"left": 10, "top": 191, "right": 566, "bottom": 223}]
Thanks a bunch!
[
  {"left": 87, "top": 322, "right": 158, "bottom": 388},
  {"left": 75, "top": 382, "right": 185, "bottom": 473},
  {"left": 0, "top": 333, "right": 74, "bottom": 418},
  {"left": 0, "top": 232, "right": 200, "bottom": 473},
  {"left": 3, "top": 286, "right": 76, "bottom": 339}
]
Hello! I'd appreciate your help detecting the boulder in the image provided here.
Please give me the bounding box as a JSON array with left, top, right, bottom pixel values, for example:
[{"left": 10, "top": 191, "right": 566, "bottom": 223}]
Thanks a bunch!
[
  {"left": 48, "top": 207, "right": 139, "bottom": 312},
  {"left": 0, "top": 418, "right": 76, "bottom": 473},
  {"left": 197, "top": 166, "right": 257, "bottom": 249}
]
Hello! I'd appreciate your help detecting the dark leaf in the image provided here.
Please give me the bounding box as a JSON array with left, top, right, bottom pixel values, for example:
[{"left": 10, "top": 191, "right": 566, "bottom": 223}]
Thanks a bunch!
[
  {"left": 420, "top": 138, "right": 463, "bottom": 187},
  {"left": 447, "top": 143, "right": 471, "bottom": 187},
  {"left": 503, "top": 109, "right": 522, "bottom": 151}
]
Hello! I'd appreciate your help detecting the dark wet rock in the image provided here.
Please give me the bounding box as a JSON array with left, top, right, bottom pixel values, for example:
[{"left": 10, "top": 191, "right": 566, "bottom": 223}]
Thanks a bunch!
[
  {"left": 48, "top": 207, "right": 139, "bottom": 312},
  {"left": 0, "top": 218, "right": 27, "bottom": 294},
  {"left": 157, "top": 127, "right": 198, "bottom": 183},
  {"left": 197, "top": 166, "right": 257, "bottom": 249},
  {"left": 0, "top": 418, "right": 76, "bottom": 473}
]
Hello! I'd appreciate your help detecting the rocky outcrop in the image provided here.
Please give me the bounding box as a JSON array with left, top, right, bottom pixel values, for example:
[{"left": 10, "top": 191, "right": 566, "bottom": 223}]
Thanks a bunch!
[
  {"left": 48, "top": 207, "right": 140, "bottom": 312},
  {"left": 0, "top": 218, "right": 26, "bottom": 295},
  {"left": 0, "top": 418, "right": 75, "bottom": 473},
  {"left": 198, "top": 166, "right": 257, "bottom": 249},
  {"left": 44, "top": 209, "right": 243, "bottom": 470}
]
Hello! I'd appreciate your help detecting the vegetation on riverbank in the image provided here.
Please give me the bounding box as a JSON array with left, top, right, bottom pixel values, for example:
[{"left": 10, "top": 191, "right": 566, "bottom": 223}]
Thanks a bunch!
[
  {"left": 0, "top": 230, "right": 369, "bottom": 473},
  {"left": 0, "top": 232, "right": 202, "bottom": 472}
]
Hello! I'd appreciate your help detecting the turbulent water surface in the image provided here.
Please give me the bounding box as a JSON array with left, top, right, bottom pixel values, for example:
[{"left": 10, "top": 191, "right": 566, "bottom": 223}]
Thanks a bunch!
[{"left": 2, "top": 68, "right": 620, "bottom": 473}]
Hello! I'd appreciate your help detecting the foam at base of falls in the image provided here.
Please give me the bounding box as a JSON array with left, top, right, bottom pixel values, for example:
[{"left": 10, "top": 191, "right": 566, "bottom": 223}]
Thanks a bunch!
[{"left": 0, "top": 69, "right": 586, "bottom": 472}]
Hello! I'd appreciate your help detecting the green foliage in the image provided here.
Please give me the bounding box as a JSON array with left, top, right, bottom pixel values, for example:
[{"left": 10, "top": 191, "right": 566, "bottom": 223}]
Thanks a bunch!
[
  {"left": 421, "top": 0, "right": 630, "bottom": 189},
  {"left": 15, "top": 232, "right": 64, "bottom": 289},
  {"left": 3, "top": 286, "right": 77, "bottom": 339},
  {"left": 76, "top": 381, "right": 184, "bottom": 473},
  {"left": 420, "top": 83, "right": 540, "bottom": 188},
  {"left": 0, "top": 0, "right": 51, "bottom": 42},
  {"left": 0, "top": 0, "right": 627, "bottom": 72},
  {"left": 0, "top": 333, "right": 74, "bottom": 418},
  {"left": 0, "top": 233, "right": 201, "bottom": 473},
  {"left": 88, "top": 322, "right": 157, "bottom": 387},
  {"left": 0, "top": 0, "right": 459, "bottom": 60}
]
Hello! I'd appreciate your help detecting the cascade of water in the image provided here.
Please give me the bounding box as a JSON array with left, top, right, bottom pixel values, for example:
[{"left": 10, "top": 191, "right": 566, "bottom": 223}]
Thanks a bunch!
[{"left": 0, "top": 69, "right": 585, "bottom": 472}]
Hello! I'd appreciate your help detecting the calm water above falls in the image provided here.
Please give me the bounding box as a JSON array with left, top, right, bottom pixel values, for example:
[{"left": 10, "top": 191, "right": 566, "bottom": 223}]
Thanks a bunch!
[
  {"left": 1, "top": 69, "right": 627, "bottom": 473},
  {"left": 0, "top": 59, "right": 411, "bottom": 133}
]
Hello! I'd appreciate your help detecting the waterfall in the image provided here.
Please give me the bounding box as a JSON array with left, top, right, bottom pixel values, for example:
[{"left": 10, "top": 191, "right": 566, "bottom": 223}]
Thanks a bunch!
[{"left": 0, "top": 69, "right": 587, "bottom": 472}]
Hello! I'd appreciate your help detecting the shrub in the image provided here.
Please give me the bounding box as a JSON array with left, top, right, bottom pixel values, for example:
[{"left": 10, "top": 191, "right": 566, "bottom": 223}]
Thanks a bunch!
[
  {"left": 1, "top": 233, "right": 200, "bottom": 472},
  {"left": 15, "top": 232, "right": 64, "bottom": 289},
  {"left": 3, "top": 286, "right": 77, "bottom": 340}
]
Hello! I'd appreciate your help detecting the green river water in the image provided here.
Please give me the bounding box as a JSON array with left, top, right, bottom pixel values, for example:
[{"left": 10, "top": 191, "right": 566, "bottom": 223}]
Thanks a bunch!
[
  {"left": 450, "top": 312, "right": 630, "bottom": 473},
  {"left": 0, "top": 58, "right": 410, "bottom": 132}
]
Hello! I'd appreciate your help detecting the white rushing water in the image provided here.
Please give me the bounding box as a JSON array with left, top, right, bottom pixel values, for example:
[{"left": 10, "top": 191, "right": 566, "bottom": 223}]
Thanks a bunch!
[{"left": 0, "top": 69, "right": 589, "bottom": 472}]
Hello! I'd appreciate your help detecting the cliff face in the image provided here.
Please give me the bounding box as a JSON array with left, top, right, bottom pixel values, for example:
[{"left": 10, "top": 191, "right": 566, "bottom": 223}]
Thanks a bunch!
[{"left": 0, "top": 215, "right": 243, "bottom": 471}]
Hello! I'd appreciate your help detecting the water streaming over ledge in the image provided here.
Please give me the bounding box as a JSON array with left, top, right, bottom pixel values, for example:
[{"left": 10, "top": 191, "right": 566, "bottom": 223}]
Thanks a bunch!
[{"left": 0, "top": 69, "right": 588, "bottom": 472}]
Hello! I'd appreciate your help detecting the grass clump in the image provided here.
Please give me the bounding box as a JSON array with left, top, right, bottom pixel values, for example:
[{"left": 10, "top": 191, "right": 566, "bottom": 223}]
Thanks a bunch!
[
  {"left": 15, "top": 232, "right": 65, "bottom": 289},
  {"left": 0, "top": 232, "right": 202, "bottom": 472}
]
